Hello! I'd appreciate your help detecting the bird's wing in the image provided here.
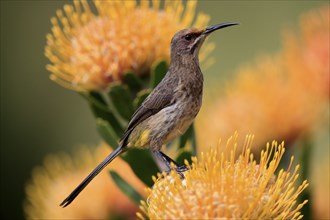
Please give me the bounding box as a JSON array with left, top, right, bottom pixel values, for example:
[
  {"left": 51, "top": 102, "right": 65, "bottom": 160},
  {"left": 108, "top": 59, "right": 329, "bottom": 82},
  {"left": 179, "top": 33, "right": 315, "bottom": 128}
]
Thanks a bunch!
[{"left": 120, "top": 78, "right": 175, "bottom": 144}]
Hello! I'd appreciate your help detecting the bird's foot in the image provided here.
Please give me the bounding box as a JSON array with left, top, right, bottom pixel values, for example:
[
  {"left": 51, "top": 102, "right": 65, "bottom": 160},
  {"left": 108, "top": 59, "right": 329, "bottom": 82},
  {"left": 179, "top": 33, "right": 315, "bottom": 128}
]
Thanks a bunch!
[
  {"left": 177, "top": 165, "right": 188, "bottom": 179},
  {"left": 175, "top": 165, "right": 188, "bottom": 173},
  {"left": 164, "top": 165, "right": 189, "bottom": 177},
  {"left": 172, "top": 165, "right": 189, "bottom": 179}
]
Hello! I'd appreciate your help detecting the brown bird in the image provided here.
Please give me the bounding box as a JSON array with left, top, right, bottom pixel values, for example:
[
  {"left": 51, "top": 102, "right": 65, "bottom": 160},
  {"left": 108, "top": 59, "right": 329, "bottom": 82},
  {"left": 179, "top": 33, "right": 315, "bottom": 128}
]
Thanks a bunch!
[{"left": 60, "top": 22, "right": 239, "bottom": 207}]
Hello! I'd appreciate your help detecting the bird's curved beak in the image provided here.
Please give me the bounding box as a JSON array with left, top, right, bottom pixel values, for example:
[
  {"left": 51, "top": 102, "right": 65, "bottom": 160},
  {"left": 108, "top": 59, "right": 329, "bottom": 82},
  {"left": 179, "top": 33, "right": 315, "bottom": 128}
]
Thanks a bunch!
[
  {"left": 191, "top": 22, "right": 238, "bottom": 54},
  {"left": 203, "top": 22, "right": 239, "bottom": 35}
]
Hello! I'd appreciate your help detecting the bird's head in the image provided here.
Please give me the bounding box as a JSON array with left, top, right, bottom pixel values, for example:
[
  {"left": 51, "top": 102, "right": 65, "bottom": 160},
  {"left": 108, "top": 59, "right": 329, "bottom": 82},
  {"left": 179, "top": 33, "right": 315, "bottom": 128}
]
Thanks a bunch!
[{"left": 170, "top": 22, "right": 239, "bottom": 60}]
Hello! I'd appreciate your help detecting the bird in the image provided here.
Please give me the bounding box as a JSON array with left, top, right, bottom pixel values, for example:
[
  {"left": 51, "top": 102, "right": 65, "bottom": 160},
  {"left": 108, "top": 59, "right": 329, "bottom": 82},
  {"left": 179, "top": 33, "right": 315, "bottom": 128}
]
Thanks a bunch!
[{"left": 60, "top": 22, "right": 239, "bottom": 207}]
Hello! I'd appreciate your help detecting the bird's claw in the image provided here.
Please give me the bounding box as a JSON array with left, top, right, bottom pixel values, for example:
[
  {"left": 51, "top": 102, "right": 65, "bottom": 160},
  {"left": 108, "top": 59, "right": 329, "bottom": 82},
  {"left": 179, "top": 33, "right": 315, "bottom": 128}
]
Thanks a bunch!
[
  {"left": 163, "top": 165, "right": 189, "bottom": 179},
  {"left": 176, "top": 165, "right": 188, "bottom": 179},
  {"left": 175, "top": 165, "right": 188, "bottom": 173}
]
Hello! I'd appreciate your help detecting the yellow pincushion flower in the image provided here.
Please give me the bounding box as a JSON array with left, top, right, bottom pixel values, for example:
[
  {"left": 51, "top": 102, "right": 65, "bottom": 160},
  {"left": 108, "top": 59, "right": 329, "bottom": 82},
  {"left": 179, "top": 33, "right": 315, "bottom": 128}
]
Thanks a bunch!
[
  {"left": 139, "top": 134, "right": 308, "bottom": 219},
  {"left": 23, "top": 143, "right": 145, "bottom": 219},
  {"left": 45, "top": 0, "right": 213, "bottom": 91}
]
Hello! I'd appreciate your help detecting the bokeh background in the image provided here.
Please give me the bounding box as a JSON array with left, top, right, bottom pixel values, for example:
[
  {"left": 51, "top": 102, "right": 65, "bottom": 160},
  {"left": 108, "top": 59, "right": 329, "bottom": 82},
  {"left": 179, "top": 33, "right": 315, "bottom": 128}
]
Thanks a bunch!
[{"left": 0, "top": 1, "right": 328, "bottom": 219}]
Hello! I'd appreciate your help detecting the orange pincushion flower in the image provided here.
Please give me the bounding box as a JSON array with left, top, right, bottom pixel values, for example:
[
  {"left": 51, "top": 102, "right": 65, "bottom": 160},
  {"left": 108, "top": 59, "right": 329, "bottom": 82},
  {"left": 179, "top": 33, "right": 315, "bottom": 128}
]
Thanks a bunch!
[
  {"left": 23, "top": 143, "right": 145, "bottom": 219},
  {"left": 138, "top": 134, "right": 308, "bottom": 219},
  {"left": 283, "top": 5, "right": 329, "bottom": 99},
  {"left": 196, "top": 5, "right": 329, "bottom": 149},
  {"left": 45, "top": 0, "right": 213, "bottom": 91}
]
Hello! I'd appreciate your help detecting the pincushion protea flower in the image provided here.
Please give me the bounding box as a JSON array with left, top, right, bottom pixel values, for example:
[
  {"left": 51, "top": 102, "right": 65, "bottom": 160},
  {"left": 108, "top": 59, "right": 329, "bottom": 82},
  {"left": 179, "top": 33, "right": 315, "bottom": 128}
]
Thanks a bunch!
[
  {"left": 45, "top": 0, "right": 213, "bottom": 91},
  {"left": 283, "top": 5, "right": 329, "bottom": 99},
  {"left": 138, "top": 134, "right": 308, "bottom": 219},
  {"left": 196, "top": 5, "right": 329, "bottom": 149},
  {"left": 23, "top": 144, "right": 145, "bottom": 219}
]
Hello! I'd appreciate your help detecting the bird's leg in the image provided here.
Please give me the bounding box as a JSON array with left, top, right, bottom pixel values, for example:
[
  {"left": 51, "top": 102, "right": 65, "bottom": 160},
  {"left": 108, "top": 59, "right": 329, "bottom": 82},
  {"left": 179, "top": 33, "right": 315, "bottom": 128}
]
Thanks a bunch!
[
  {"left": 159, "top": 151, "right": 180, "bottom": 167},
  {"left": 159, "top": 151, "right": 188, "bottom": 173},
  {"left": 151, "top": 150, "right": 172, "bottom": 172},
  {"left": 151, "top": 150, "right": 188, "bottom": 178}
]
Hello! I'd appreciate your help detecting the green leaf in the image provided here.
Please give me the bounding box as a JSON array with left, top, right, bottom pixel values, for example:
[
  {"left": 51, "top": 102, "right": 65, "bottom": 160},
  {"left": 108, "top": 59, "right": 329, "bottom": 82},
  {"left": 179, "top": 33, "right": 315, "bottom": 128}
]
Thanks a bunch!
[
  {"left": 133, "top": 89, "right": 151, "bottom": 110},
  {"left": 122, "top": 149, "right": 158, "bottom": 187},
  {"left": 107, "top": 213, "right": 126, "bottom": 220},
  {"left": 190, "top": 124, "right": 197, "bottom": 156},
  {"left": 109, "top": 171, "right": 144, "bottom": 206},
  {"left": 178, "top": 124, "right": 194, "bottom": 149},
  {"left": 299, "top": 139, "right": 312, "bottom": 220},
  {"left": 82, "top": 91, "right": 124, "bottom": 136},
  {"left": 123, "top": 72, "right": 143, "bottom": 93},
  {"left": 178, "top": 124, "right": 197, "bottom": 155},
  {"left": 96, "top": 118, "right": 119, "bottom": 149},
  {"left": 108, "top": 83, "right": 134, "bottom": 121},
  {"left": 176, "top": 151, "right": 193, "bottom": 165},
  {"left": 151, "top": 60, "right": 168, "bottom": 88}
]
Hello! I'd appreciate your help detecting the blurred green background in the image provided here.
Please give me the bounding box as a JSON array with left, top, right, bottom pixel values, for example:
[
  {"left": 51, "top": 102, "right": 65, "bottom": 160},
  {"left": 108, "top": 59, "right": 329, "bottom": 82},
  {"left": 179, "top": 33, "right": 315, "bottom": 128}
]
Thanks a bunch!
[{"left": 0, "top": 1, "right": 326, "bottom": 219}]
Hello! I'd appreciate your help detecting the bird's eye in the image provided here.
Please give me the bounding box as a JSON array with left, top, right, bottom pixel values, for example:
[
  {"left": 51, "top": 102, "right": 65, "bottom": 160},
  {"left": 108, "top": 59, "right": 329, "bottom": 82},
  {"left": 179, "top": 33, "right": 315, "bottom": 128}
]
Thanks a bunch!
[{"left": 184, "top": 34, "right": 192, "bottom": 41}]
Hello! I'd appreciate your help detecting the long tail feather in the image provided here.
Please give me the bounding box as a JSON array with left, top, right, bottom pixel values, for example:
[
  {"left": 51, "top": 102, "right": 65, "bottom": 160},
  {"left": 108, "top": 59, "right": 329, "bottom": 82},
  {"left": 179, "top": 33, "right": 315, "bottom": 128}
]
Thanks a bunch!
[{"left": 60, "top": 145, "right": 125, "bottom": 207}]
